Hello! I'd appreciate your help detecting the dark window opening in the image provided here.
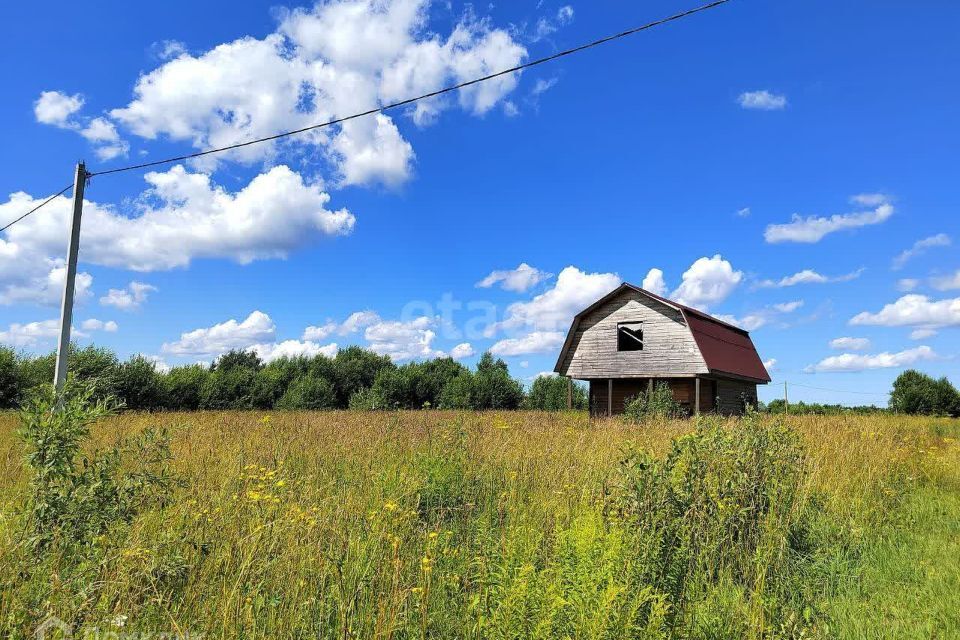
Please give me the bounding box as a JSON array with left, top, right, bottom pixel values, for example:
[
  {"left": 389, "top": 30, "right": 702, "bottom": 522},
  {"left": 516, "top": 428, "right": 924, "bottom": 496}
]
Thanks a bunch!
[{"left": 617, "top": 322, "right": 644, "bottom": 351}]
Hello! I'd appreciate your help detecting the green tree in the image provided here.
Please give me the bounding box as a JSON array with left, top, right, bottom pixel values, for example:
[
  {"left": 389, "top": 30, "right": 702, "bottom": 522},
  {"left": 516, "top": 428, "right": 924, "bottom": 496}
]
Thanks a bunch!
[
  {"left": 438, "top": 372, "right": 474, "bottom": 409},
  {"left": 0, "top": 347, "right": 20, "bottom": 408},
  {"left": 114, "top": 356, "right": 164, "bottom": 411},
  {"left": 473, "top": 352, "right": 524, "bottom": 410},
  {"left": 277, "top": 374, "right": 336, "bottom": 410},
  {"left": 526, "top": 375, "right": 587, "bottom": 410},
  {"left": 890, "top": 369, "right": 960, "bottom": 416},
  {"left": 201, "top": 367, "right": 257, "bottom": 410},
  {"left": 162, "top": 365, "right": 209, "bottom": 410},
  {"left": 69, "top": 345, "right": 121, "bottom": 401},
  {"left": 213, "top": 349, "right": 263, "bottom": 373},
  {"left": 328, "top": 347, "right": 395, "bottom": 408}
]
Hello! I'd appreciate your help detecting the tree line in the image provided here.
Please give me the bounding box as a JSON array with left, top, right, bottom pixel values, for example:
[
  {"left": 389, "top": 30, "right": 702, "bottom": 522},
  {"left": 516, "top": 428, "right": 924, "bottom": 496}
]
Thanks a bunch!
[{"left": 0, "top": 345, "right": 588, "bottom": 412}]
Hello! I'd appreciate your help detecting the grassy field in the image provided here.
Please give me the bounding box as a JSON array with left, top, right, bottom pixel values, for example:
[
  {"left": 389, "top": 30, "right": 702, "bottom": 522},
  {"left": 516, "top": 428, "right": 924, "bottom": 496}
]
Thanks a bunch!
[{"left": 0, "top": 409, "right": 958, "bottom": 639}]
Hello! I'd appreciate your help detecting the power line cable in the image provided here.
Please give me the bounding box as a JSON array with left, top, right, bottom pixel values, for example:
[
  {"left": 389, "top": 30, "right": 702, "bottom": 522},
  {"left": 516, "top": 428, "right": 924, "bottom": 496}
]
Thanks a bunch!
[
  {"left": 782, "top": 381, "right": 889, "bottom": 397},
  {"left": 88, "top": 0, "right": 730, "bottom": 178},
  {"left": 0, "top": 183, "right": 73, "bottom": 233},
  {"left": 0, "top": 0, "right": 730, "bottom": 232}
]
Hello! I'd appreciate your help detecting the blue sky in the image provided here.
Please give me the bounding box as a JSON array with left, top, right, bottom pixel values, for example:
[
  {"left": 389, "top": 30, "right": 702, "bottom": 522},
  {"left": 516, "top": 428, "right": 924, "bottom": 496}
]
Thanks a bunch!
[{"left": 1, "top": 0, "right": 958, "bottom": 405}]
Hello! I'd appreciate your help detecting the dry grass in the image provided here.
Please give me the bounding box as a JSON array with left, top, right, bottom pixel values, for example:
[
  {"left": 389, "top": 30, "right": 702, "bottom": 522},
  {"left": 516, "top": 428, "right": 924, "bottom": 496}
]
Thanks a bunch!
[{"left": 0, "top": 410, "right": 957, "bottom": 639}]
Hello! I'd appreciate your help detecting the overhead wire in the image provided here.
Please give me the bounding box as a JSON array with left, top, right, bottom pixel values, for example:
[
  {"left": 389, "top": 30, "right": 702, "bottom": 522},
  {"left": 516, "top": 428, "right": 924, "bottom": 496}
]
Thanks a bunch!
[
  {"left": 0, "top": 183, "right": 73, "bottom": 233},
  {"left": 87, "top": 0, "right": 730, "bottom": 178},
  {"left": 1, "top": 1, "right": 731, "bottom": 232}
]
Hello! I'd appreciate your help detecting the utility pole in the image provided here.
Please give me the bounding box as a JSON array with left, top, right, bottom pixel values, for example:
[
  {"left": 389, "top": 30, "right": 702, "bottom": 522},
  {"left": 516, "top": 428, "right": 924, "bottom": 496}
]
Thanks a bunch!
[
  {"left": 783, "top": 381, "right": 789, "bottom": 415},
  {"left": 53, "top": 162, "right": 87, "bottom": 393}
]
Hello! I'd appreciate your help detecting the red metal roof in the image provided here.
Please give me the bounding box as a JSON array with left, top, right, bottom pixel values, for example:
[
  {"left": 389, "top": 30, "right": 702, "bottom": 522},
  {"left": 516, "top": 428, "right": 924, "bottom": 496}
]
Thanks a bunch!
[{"left": 554, "top": 283, "right": 771, "bottom": 383}]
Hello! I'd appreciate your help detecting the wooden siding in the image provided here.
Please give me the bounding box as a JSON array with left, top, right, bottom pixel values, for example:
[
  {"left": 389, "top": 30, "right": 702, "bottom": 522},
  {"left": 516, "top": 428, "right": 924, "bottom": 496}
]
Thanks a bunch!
[
  {"left": 715, "top": 378, "right": 759, "bottom": 415},
  {"left": 588, "top": 376, "right": 750, "bottom": 417},
  {"left": 560, "top": 291, "right": 708, "bottom": 379}
]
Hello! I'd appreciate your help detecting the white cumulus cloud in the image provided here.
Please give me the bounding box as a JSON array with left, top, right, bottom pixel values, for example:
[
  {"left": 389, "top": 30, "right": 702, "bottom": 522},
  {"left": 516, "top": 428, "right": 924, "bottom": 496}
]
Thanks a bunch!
[
  {"left": 450, "top": 342, "right": 475, "bottom": 359},
  {"left": 764, "top": 195, "right": 893, "bottom": 244},
  {"left": 490, "top": 266, "right": 620, "bottom": 334},
  {"left": 80, "top": 319, "right": 118, "bottom": 332},
  {"left": 641, "top": 268, "right": 668, "bottom": 296},
  {"left": 251, "top": 339, "right": 339, "bottom": 362},
  {"left": 162, "top": 311, "right": 276, "bottom": 357},
  {"left": 671, "top": 255, "right": 743, "bottom": 311},
  {"left": 100, "top": 281, "right": 157, "bottom": 311},
  {"left": 850, "top": 294, "right": 960, "bottom": 329},
  {"left": 805, "top": 346, "right": 936, "bottom": 373},
  {"left": 489, "top": 331, "right": 565, "bottom": 356},
  {"left": 0, "top": 165, "right": 354, "bottom": 274},
  {"left": 364, "top": 315, "right": 444, "bottom": 361},
  {"left": 737, "top": 90, "right": 787, "bottom": 110},
  {"left": 829, "top": 337, "right": 870, "bottom": 351},
  {"left": 477, "top": 263, "right": 552, "bottom": 292},
  {"left": 34, "top": 91, "right": 84, "bottom": 127}
]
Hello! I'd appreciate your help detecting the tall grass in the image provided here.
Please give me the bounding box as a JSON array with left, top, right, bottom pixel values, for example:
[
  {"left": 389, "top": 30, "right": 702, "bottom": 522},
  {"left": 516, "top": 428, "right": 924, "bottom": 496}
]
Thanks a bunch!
[{"left": 0, "top": 408, "right": 956, "bottom": 638}]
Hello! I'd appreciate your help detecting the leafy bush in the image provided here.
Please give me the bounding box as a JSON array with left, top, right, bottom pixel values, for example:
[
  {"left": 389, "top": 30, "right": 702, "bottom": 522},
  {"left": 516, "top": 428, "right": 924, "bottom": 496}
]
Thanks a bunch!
[
  {"left": 622, "top": 381, "right": 683, "bottom": 421},
  {"left": 114, "top": 355, "right": 164, "bottom": 411},
  {"left": 0, "top": 347, "right": 19, "bottom": 408},
  {"left": 473, "top": 353, "right": 525, "bottom": 410},
  {"left": 17, "top": 384, "right": 177, "bottom": 550},
  {"left": 438, "top": 372, "right": 474, "bottom": 409},
  {"left": 890, "top": 369, "right": 960, "bottom": 416},
  {"left": 525, "top": 374, "right": 587, "bottom": 410},
  {"left": 277, "top": 374, "right": 336, "bottom": 410},
  {"left": 162, "top": 364, "right": 209, "bottom": 410},
  {"left": 201, "top": 366, "right": 258, "bottom": 410},
  {"left": 607, "top": 413, "right": 809, "bottom": 628}
]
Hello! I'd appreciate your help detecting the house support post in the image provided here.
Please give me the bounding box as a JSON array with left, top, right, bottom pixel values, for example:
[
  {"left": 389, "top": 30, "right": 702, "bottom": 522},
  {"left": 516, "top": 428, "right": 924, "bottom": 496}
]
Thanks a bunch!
[
  {"left": 566, "top": 377, "right": 572, "bottom": 410},
  {"left": 694, "top": 377, "right": 701, "bottom": 416},
  {"left": 607, "top": 379, "right": 613, "bottom": 417}
]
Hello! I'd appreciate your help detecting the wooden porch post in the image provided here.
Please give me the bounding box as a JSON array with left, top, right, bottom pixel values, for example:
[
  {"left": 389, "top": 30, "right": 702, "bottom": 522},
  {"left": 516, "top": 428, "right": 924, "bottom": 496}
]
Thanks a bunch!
[
  {"left": 566, "top": 377, "right": 572, "bottom": 410},
  {"left": 694, "top": 377, "right": 701, "bottom": 416},
  {"left": 607, "top": 379, "right": 613, "bottom": 417}
]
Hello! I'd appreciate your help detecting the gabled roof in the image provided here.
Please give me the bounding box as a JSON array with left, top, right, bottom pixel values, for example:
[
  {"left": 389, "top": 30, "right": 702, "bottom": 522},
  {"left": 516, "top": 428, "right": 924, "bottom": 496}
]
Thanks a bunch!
[{"left": 553, "top": 283, "right": 771, "bottom": 383}]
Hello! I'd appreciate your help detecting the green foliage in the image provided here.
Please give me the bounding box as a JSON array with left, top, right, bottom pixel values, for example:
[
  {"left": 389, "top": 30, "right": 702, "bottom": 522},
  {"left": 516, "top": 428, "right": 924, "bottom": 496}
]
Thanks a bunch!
[
  {"left": 607, "top": 413, "right": 810, "bottom": 630},
  {"left": 438, "top": 372, "right": 474, "bottom": 409},
  {"left": 473, "top": 352, "right": 525, "bottom": 409},
  {"left": 276, "top": 374, "right": 336, "bottom": 410},
  {"left": 890, "top": 369, "right": 960, "bottom": 417},
  {"left": 327, "top": 346, "right": 395, "bottom": 407},
  {"left": 17, "top": 384, "right": 177, "bottom": 550},
  {"left": 623, "top": 382, "right": 684, "bottom": 421},
  {"left": 525, "top": 374, "right": 587, "bottom": 410},
  {"left": 201, "top": 366, "right": 258, "bottom": 410},
  {"left": 765, "top": 398, "right": 888, "bottom": 415},
  {"left": 213, "top": 349, "right": 264, "bottom": 373},
  {"left": 162, "top": 364, "right": 209, "bottom": 410},
  {"left": 0, "top": 347, "right": 19, "bottom": 408},
  {"left": 69, "top": 345, "right": 121, "bottom": 402},
  {"left": 114, "top": 355, "right": 164, "bottom": 411}
]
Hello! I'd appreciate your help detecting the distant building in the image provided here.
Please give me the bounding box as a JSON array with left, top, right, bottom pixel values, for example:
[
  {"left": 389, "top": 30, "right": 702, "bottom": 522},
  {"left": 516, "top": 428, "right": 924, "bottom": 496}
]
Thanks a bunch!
[{"left": 554, "top": 283, "right": 770, "bottom": 416}]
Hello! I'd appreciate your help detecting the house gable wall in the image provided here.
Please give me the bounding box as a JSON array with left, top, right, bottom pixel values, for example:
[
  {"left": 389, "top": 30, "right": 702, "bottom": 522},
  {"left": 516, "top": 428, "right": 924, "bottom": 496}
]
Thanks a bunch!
[{"left": 559, "top": 290, "right": 708, "bottom": 379}]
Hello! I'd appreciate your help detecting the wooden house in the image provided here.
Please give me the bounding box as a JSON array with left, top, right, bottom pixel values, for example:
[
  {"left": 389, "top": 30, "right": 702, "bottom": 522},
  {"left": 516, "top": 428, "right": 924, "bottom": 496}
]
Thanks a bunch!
[{"left": 554, "top": 283, "right": 770, "bottom": 416}]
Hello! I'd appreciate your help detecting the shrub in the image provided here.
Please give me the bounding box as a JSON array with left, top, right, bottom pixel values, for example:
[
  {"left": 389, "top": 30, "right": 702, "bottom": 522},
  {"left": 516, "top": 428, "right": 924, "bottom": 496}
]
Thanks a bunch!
[
  {"left": 890, "top": 369, "right": 960, "bottom": 416},
  {"left": 0, "top": 347, "right": 19, "bottom": 408},
  {"left": 114, "top": 355, "right": 164, "bottom": 411},
  {"left": 607, "top": 413, "right": 808, "bottom": 627},
  {"left": 623, "top": 381, "right": 683, "bottom": 421},
  {"left": 439, "top": 372, "right": 474, "bottom": 409},
  {"left": 277, "top": 374, "right": 336, "bottom": 410},
  {"left": 17, "top": 384, "right": 177, "bottom": 550},
  {"left": 162, "top": 365, "right": 209, "bottom": 410},
  {"left": 348, "top": 386, "right": 388, "bottom": 410},
  {"left": 201, "top": 366, "right": 258, "bottom": 410},
  {"left": 213, "top": 349, "right": 263, "bottom": 373},
  {"left": 69, "top": 345, "right": 121, "bottom": 402},
  {"left": 473, "top": 353, "right": 524, "bottom": 410},
  {"left": 328, "top": 347, "right": 395, "bottom": 408},
  {"left": 525, "top": 375, "right": 588, "bottom": 410}
]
